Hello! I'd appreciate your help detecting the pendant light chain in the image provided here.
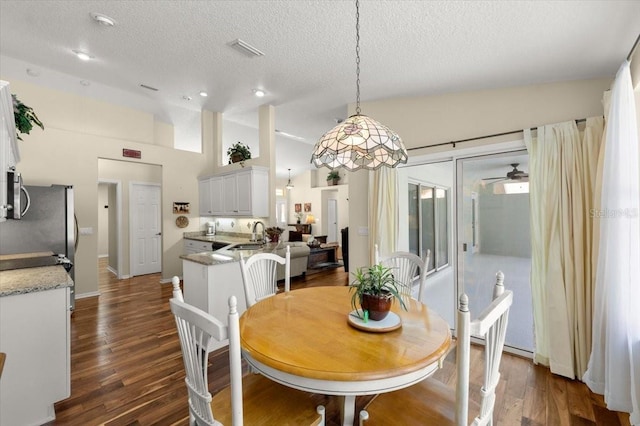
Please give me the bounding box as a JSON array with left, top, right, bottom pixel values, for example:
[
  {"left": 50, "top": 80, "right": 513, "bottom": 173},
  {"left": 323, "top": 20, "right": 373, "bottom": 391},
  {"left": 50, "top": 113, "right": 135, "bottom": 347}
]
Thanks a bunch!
[
  {"left": 355, "top": 0, "right": 361, "bottom": 115},
  {"left": 310, "top": 0, "right": 407, "bottom": 171}
]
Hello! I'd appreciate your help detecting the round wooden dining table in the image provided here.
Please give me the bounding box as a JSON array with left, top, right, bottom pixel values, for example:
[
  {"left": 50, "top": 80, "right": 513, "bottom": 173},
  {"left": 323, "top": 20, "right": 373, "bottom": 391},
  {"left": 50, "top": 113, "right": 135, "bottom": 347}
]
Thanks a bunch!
[{"left": 239, "top": 286, "right": 452, "bottom": 426}]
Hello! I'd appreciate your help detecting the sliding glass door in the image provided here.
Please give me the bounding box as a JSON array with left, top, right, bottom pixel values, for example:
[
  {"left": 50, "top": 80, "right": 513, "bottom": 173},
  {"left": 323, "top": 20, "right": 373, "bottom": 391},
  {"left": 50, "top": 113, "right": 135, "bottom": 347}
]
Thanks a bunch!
[{"left": 456, "top": 151, "right": 533, "bottom": 353}]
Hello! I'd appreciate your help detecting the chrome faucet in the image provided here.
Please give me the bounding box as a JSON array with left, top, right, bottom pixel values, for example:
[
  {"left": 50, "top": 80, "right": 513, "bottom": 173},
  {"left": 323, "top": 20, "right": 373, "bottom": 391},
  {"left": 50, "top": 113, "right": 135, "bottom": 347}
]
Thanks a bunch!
[{"left": 251, "top": 221, "right": 266, "bottom": 242}]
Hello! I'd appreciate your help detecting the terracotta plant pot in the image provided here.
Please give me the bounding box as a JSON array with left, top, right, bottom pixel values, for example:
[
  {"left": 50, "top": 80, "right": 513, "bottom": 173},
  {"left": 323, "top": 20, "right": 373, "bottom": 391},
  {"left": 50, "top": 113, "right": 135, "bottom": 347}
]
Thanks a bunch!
[{"left": 361, "top": 292, "right": 393, "bottom": 321}]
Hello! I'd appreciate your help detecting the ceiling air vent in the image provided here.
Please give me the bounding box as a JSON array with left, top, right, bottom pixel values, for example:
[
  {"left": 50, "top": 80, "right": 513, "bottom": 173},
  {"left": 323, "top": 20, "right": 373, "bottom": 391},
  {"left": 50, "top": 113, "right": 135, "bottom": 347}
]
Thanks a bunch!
[
  {"left": 228, "top": 39, "right": 265, "bottom": 57},
  {"left": 139, "top": 84, "right": 159, "bottom": 91}
]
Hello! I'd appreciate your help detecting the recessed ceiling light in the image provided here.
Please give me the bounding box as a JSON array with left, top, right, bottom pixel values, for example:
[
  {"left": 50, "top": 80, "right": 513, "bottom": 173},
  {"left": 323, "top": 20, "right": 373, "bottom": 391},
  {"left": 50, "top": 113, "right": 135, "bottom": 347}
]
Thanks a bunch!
[
  {"left": 90, "top": 12, "right": 116, "bottom": 27},
  {"left": 253, "top": 89, "right": 265, "bottom": 97},
  {"left": 80, "top": 80, "right": 91, "bottom": 86},
  {"left": 199, "top": 91, "right": 208, "bottom": 97},
  {"left": 72, "top": 50, "right": 93, "bottom": 61}
]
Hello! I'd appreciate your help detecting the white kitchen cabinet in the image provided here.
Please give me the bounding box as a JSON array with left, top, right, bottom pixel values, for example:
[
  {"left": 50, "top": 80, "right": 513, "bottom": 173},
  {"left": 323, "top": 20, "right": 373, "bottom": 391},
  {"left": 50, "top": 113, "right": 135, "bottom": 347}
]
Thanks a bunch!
[
  {"left": 223, "top": 173, "right": 237, "bottom": 214},
  {"left": 198, "top": 178, "right": 212, "bottom": 215},
  {"left": 199, "top": 166, "right": 269, "bottom": 217},
  {"left": 209, "top": 176, "right": 224, "bottom": 215},
  {"left": 182, "top": 259, "right": 247, "bottom": 351},
  {"left": 199, "top": 176, "right": 224, "bottom": 216},
  {"left": 0, "top": 287, "right": 70, "bottom": 425}
]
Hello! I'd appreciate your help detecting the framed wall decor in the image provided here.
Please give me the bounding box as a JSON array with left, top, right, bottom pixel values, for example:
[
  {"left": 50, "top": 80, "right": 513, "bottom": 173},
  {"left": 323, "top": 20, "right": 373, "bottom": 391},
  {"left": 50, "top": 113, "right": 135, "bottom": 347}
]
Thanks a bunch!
[
  {"left": 295, "top": 203, "right": 302, "bottom": 213},
  {"left": 304, "top": 203, "right": 311, "bottom": 212},
  {"left": 173, "top": 202, "right": 190, "bottom": 214}
]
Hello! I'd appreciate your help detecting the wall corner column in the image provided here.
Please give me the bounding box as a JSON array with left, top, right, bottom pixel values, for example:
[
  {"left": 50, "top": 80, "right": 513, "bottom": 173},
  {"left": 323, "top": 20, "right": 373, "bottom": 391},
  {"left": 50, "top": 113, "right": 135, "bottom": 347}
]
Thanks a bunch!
[
  {"left": 202, "top": 109, "right": 222, "bottom": 175},
  {"left": 258, "top": 104, "right": 276, "bottom": 225}
]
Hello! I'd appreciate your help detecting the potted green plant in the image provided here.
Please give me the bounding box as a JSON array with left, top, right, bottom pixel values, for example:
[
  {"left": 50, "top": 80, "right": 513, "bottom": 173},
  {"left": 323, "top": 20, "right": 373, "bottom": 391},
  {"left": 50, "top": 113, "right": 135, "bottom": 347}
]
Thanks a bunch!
[
  {"left": 227, "top": 141, "right": 252, "bottom": 164},
  {"left": 326, "top": 170, "right": 341, "bottom": 186},
  {"left": 349, "top": 264, "right": 407, "bottom": 321},
  {"left": 13, "top": 94, "right": 44, "bottom": 141}
]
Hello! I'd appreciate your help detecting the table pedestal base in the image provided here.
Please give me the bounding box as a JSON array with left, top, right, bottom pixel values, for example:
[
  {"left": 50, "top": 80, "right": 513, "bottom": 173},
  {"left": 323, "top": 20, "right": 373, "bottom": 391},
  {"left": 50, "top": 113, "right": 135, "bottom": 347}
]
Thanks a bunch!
[{"left": 339, "top": 395, "right": 356, "bottom": 426}]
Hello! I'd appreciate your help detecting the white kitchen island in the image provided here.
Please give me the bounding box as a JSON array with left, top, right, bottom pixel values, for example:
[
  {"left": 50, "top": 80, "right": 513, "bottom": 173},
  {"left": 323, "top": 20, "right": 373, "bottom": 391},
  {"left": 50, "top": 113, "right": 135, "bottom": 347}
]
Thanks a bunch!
[{"left": 180, "top": 252, "right": 248, "bottom": 351}]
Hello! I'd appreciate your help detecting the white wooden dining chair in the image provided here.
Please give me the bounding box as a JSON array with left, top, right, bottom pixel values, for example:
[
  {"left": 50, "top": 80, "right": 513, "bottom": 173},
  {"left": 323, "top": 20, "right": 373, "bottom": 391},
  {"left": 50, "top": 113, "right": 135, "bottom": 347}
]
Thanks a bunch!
[
  {"left": 374, "top": 244, "right": 431, "bottom": 301},
  {"left": 239, "top": 245, "right": 290, "bottom": 307},
  {"left": 360, "top": 271, "right": 513, "bottom": 426},
  {"left": 170, "top": 278, "right": 325, "bottom": 426}
]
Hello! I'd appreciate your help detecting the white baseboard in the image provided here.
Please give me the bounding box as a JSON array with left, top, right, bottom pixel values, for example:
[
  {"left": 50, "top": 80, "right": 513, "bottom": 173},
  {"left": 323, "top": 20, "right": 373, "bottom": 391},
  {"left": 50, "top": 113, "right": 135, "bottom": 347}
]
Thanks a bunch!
[
  {"left": 106, "top": 266, "right": 118, "bottom": 277},
  {"left": 76, "top": 291, "right": 100, "bottom": 300}
]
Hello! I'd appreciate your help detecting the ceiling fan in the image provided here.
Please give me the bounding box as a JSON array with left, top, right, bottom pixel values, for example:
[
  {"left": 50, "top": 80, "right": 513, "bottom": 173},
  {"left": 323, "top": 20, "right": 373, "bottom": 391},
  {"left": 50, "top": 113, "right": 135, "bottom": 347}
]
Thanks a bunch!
[{"left": 482, "top": 163, "right": 529, "bottom": 183}]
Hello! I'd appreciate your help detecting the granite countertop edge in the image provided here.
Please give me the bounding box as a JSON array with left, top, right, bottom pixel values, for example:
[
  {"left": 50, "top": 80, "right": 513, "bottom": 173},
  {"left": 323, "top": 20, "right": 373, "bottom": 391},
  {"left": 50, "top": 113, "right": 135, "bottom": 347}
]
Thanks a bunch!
[
  {"left": 180, "top": 241, "right": 311, "bottom": 266},
  {"left": 180, "top": 252, "right": 240, "bottom": 266},
  {"left": 0, "top": 265, "right": 74, "bottom": 297},
  {"left": 183, "top": 232, "right": 252, "bottom": 244}
]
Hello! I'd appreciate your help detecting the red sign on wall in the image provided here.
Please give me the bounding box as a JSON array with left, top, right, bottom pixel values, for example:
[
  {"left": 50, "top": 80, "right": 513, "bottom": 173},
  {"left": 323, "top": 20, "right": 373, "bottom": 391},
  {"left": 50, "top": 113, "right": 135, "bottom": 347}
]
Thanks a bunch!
[{"left": 123, "top": 149, "right": 141, "bottom": 159}]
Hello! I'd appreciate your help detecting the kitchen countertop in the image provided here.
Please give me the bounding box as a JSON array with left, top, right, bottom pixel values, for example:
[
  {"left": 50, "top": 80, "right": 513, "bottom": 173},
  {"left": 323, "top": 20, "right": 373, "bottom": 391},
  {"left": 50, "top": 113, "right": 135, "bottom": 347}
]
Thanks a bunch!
[
  {"left": 182, "top": 232, "right": 253, "bottom": 245},
  {"left": 180, "top": 241, "right": 308, "bottom": 267},
  {"left": 0, "top": 265, "right": 73, "bottom": 297}
]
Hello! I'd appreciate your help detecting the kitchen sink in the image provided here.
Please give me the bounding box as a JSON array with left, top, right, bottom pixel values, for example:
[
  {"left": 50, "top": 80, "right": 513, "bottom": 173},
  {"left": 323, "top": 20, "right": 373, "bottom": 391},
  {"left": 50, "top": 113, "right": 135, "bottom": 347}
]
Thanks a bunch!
[
  {"left": 230, "top": 243, "right": 264, "bottom": 250},
  {"left": 211, "top": 241, "right": 230, "bottom": 250}
]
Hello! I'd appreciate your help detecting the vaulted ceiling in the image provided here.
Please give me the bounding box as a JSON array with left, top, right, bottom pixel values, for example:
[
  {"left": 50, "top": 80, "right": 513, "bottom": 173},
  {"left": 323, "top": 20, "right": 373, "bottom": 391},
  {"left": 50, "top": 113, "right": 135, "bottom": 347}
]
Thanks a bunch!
[{"left": 1, "top": 1, "right": 638, "bottom": 177}]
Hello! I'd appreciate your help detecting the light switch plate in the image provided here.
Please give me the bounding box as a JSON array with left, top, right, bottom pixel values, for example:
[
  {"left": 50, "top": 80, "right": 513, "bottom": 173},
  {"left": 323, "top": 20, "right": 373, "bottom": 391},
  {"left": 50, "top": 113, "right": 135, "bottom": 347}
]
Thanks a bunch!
[
  {"left": 79, "top": 227, "right": 94, "bottom": 235},
  {"left": 357, "top": 226, "right": 369, "bottom": 236}
]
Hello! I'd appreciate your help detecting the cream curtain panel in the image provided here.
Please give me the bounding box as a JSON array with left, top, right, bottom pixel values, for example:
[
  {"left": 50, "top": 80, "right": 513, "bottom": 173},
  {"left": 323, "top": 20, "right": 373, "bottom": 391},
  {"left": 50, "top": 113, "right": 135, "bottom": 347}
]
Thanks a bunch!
[
  {"left": 524, "top": 116, "right": 604, "bottom": 379},
  {"left": 584, "top": 61, "right": 640, "bottom": 425},
  {"left": 368, "top": 167, "right": 398, "bottom": 265}
]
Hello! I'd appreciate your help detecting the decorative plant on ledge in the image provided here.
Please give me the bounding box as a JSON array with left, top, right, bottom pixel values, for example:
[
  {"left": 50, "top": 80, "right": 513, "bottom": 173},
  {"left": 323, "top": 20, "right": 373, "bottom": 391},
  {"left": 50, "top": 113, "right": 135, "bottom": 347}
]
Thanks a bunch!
[
  {"left": 13, "top": 94, "right": 44, "bottom": 141},
  {"left": 327, "top": 170, "right": 341, "bottom": 186},
  {"left": 227, "top": 141, "right": 252, "bottom": 165}
]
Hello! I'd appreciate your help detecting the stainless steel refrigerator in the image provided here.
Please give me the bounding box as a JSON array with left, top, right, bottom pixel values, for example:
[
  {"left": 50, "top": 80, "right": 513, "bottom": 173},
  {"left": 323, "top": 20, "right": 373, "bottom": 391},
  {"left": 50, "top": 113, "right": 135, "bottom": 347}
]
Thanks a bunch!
[{"left": 0, "top": 184, "right": 76, "bottom": 308}]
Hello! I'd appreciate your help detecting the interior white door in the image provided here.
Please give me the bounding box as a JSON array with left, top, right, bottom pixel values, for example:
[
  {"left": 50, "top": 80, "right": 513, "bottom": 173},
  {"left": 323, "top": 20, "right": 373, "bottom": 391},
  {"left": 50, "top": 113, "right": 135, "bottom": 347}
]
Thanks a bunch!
[
  {"left": 275, "top": 198, "right": 286, "bottom": 229},
  {"left": 327, "top": 198, "right": 338, "bottom": 243},
  {"left": 131, "top": 183, "right": 161, "bottom": 276}
]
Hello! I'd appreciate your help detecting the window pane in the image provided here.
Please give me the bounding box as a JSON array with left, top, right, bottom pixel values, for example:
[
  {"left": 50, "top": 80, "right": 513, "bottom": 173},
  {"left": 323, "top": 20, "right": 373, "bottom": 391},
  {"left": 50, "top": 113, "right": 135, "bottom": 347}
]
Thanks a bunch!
[
  {"left": 436, "top": 189, "right": 448, "bottom": 268},
  {"left": 421, "top": 186, "right": 436, "bottom": 271},
  {"left": 408, "top": 184, "right": 419, "bottom": 256}
]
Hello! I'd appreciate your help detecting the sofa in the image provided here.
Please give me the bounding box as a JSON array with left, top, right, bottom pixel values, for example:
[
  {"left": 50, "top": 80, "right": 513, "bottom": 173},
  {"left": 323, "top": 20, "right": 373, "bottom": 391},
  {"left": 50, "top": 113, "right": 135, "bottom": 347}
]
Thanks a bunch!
[{"left": 272, "top": 242, "right": 311, "bottom": 281}]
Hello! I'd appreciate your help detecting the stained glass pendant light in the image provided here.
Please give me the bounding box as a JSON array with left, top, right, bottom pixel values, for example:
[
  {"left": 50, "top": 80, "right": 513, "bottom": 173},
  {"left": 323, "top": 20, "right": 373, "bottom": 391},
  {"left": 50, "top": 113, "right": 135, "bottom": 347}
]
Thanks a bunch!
[{"left": 310, "top": 0, "right": 408, "bottom": 171}]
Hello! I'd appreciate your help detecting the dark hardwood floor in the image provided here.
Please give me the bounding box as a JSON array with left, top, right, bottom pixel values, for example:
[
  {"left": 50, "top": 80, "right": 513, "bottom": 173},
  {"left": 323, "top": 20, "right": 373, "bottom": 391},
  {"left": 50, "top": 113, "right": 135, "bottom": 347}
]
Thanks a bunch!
[{"left": 46, "top": 259, "right": 631, "bottom": 425}]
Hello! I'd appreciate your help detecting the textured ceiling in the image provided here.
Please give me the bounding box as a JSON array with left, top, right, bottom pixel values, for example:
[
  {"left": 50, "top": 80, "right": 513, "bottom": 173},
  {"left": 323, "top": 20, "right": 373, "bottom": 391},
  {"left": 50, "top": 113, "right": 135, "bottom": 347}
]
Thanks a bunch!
[{"left": 1, "top": 0, "right": 638, "bottom": 177}]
